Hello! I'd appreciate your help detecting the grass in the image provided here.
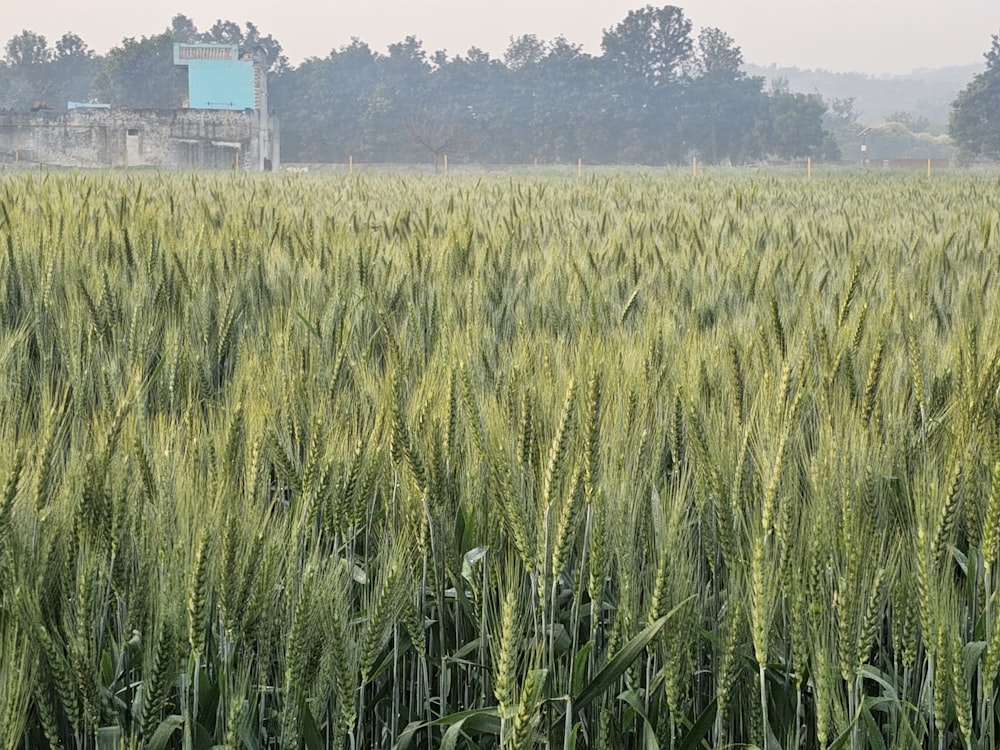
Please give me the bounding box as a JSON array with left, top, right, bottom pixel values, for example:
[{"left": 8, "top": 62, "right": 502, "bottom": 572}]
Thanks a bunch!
[{"left": 0, "top": 168, "right": 999, "bottom": 749}]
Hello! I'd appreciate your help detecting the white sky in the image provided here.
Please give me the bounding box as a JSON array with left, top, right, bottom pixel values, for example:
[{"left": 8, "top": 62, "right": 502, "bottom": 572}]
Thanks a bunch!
[{"left": 4, "top": 0, "right": 997, "bottom": 75}]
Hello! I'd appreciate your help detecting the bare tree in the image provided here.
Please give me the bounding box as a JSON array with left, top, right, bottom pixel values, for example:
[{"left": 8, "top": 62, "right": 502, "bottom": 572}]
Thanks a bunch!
[{"left": 405, "top": 107, "right": 480, "bottom": 171}]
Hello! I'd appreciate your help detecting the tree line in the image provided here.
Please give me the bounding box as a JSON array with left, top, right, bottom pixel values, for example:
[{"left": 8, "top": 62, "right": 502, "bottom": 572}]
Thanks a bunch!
[
  {"left": 9, "top": 6, "right": 995, "bottom": 166},
  {"left": 951, "top": 31, "right": 1000, "bottom": 163}
]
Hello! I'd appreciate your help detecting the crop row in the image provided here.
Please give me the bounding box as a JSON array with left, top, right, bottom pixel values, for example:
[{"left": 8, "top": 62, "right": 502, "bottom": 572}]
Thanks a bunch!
[{"left": 0, "top": 170, "right": 999, "bottom": 749}]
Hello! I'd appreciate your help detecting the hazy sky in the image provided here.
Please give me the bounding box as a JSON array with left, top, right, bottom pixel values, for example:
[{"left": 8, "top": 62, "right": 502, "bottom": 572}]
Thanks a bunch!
[{"left": 4, "top": 0, "right": 997, "bottom": 75}]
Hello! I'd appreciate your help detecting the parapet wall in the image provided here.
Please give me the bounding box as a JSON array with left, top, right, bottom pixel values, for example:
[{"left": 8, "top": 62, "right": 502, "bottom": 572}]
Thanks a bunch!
[{"left": 0, "top": 107, "right": 278, "bottom": 171}]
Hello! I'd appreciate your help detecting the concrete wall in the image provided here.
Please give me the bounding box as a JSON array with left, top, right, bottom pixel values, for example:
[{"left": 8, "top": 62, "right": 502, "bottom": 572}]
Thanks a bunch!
[{"left": 0, "top": 107, "right": 278, "bottom": 171}]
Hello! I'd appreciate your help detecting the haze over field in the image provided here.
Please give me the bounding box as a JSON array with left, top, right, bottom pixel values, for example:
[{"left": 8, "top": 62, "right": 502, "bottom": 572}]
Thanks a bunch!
[{"left": 4, "top": 0, "right": 997, "bottom": 74}]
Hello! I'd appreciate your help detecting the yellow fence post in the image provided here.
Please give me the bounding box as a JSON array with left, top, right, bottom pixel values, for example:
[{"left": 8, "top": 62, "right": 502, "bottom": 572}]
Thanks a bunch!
[
  {"left": 578, "top": 158, "right": 582, "bottom": 177},
  {"left": 692, "top": 156, "right": 697, "bottom": 177},
  {"left": 444, "top": 154, "right": 448, "bottom": 174},
  {"left": 807, "top": 156, "right": 812, "bottom": 178},
  {"left": 927, "top": 158, "right": 931, "bottom": 177},
  {"left": 349, "top": 154, "right": 353, "bottom": 174}
]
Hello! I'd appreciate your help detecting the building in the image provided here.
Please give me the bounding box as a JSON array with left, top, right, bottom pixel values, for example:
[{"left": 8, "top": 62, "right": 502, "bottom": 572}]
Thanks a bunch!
[{"left": 0, "top": 43, "right": 278, "bottom": 171}]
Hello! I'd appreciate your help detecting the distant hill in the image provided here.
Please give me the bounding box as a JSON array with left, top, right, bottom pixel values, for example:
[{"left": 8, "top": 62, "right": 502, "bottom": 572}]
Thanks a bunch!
[{"left": 742, "top": 63, "right": 984, "bottom": 131}]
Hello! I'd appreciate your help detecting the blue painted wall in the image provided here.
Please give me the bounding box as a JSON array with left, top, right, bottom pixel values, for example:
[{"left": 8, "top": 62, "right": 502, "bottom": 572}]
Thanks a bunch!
[{"left": 186, "top": 59, "right": 256, "bottom": 110}]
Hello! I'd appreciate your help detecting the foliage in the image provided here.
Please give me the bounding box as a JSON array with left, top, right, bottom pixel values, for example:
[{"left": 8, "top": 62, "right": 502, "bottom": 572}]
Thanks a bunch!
[
  {"left": 678, "top": 29, "right": 765, "bottom": 164},
  {"left": 503, "top": 34, "right": 548, "bottom": 70},
  {"left": 600, "top": 4, "right": 693, "bottom": 87},
  {"left": 746, "top": 62, "right": 975, "bottom": 131},
  {"left": 90, "top": 32, "right": 187, "bottom": 108},
  {"left": 3, "top": 30, "right": 51, "bottom": 67},
  {"left": 860, "top": 122, "right": 954, "bottom": 160},
  {"left": 950, "top": 34, "right": 1000, "bottom": 161},
  {"left": 886, "top": 110, "right": 931, "bottom": 133},
  {"left": 0, "top": 7, "right": 838, "bottom": 165},
  {"left": 756, "top": 90, "right": 840, "bottom": 159},
  {"left": 0, "top": 30, "right": 100, "bottom": 110},
  {"left": 832, "top": 96, "right": 861, "bottom": 127}
]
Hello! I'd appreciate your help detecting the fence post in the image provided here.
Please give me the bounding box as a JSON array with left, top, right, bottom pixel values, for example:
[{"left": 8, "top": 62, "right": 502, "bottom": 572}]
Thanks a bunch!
[
  {"left": 578, "top": 158, "right": 582, "bottom": 177},
  {"left": 692, "top": 156, "right": 697, "bottom": 177},
  {"left": 807, "top": 156, "right": 812, "bottom": 178},
  {"left": 444, "top": 154, "right": 448, "bottom": 174},
  {"left": 349, "top": 154, "right": 353, "bottom": 174}
]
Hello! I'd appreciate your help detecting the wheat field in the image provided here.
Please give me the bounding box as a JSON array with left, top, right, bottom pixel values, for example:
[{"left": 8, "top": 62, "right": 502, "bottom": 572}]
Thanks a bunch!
[{"left": 1, "top": 169, "right": 999, "bottom": 749}]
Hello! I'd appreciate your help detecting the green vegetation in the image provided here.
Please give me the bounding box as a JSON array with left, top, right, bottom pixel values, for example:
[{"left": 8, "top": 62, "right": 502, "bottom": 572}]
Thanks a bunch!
[
  {"left": 951, "top": 32, "right": 1000, "bottom": 162},
  {"left": 1, "top": 8, "right": 838, "bottom": 166},
  {"left": 1, "top": 169, "right": 999, "bottom": 749}
]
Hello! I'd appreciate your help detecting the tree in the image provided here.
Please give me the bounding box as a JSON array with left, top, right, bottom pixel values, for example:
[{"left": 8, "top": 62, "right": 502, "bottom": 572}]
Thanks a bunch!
[
  {"left": 168, "top": 14, "right": 200, "bottom": 43},
  {"left": 695, "top": 27, "right": 742, "bottom": 77},
  {"left": 405, "top": 106, "right": 480, "bottom": 169},
  {"left": 91, "top": 16, "right": 287, "bottom": 109},
  {"left": 987, "top": 31, "right": 1000, "bottom": 71},
  {"left": 428, "top": 47, "right": 515, "bottom": 163},
  {"left": 4, "top": 30, "right": 51, "bottom": 67},
  {"left": 829, "top": 96, "right": 860, "bottom": 126},
  {"left": 50, "top": 33, "right": 100, "bottom": 105},
  {"left": 269, "top": 37, "right": 408, "bottom": 162},
  {"left": 598, "top": 6, "right": 696, "bottom": 163},
  {"left": 91, "top": 33, "right": 186, "bottom": 107},
  {"left": 0, "top": 69, "right": 31, "bottom": 110},
  {"left": 385, "top": 36, "right": 429, "bottom": 73},
  {"left": 601, "top": 5, "right": 693, "bottom": 87},
  {"left": 886, "top": 111, "right": 930, "bottom": 133},
  {"left": 463, "top": 47, "right": 493, "bottom": 66},
  {"left": 2, "top": 31, "right": 55, "bottom": 109},
  {"left": 200, "top": 19, "right": 287, "bottom": 72},
  {"left": 949, "top": 31, "right": 1000, "bottom": 159},
  {"left": 203, "top": 19, "right": 244, "bottom": 46},
  {"left": 679, "top": 28, "right": 765, "bottom": 163},
  {"left": 0, "top": 29, "right": 101, "bottom": 109},
  {"left": 240, "top": 22, "right": 288, "bottom": 73},
  {"left": 857, "top": 122, "right": 953, "bottom": 159},
  {"left": 529, "top": 38, "right": 611, "bottom": 162},
  {"left": 755, "top": 92, "right": 839, "bottom": 160},
  {"left": 54, "top": 32, "right": 91, "bottom": 61},
  {"left": 504, "top": 34, "right": 547, "bottom": 70}
]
